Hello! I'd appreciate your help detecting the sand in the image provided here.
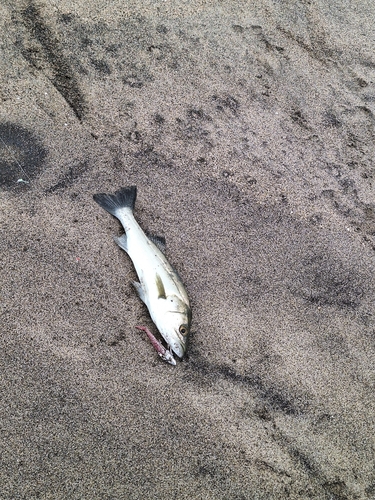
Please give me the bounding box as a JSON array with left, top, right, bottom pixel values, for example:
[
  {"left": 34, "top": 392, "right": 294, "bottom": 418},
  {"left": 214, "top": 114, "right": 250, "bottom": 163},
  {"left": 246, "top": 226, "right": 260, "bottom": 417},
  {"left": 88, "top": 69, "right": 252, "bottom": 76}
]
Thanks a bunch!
[{"left": 1, "top": 1, "right": 375, "bottom": 498}]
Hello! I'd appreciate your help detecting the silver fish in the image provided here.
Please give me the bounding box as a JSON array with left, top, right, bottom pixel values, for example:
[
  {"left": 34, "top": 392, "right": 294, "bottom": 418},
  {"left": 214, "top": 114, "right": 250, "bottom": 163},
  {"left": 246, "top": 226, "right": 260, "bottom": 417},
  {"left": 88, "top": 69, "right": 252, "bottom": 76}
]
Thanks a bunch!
[{"left": 93, "top": 186, "right": 191, "bottom": 362}]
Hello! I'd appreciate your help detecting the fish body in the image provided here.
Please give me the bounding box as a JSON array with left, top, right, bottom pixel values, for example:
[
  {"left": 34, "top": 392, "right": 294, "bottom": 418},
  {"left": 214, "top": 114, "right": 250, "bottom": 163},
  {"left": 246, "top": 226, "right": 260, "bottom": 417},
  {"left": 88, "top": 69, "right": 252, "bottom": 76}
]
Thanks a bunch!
[{"left": 93, "top": 186, "right": 191, "bottom": 360}]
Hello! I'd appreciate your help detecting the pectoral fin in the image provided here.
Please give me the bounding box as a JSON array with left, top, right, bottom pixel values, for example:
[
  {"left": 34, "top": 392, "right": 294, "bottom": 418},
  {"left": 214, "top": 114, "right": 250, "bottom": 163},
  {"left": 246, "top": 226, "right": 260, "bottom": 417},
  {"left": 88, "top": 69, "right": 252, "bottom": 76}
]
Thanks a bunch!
[{"left": 155, "top": 273, "right": 166, "bottom": 299}]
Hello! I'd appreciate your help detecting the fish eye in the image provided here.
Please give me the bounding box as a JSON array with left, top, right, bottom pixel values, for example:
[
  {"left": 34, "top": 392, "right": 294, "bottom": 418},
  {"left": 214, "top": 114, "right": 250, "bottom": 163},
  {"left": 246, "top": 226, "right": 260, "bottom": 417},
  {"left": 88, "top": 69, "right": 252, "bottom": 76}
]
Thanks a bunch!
[{"left": 179, "top": 325, "right": 188, "bottom": 335}]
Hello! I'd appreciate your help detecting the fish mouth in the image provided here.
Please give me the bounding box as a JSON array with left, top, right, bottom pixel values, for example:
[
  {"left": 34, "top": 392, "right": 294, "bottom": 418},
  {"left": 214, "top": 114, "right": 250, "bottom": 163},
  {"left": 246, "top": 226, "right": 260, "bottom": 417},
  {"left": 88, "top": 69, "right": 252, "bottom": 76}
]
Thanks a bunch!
[
  {"left": 170, "top": 333, "right": 189, "bottom": 359},
  {"left": 170, "top": 338, "right": 186, "bottom": 359}
]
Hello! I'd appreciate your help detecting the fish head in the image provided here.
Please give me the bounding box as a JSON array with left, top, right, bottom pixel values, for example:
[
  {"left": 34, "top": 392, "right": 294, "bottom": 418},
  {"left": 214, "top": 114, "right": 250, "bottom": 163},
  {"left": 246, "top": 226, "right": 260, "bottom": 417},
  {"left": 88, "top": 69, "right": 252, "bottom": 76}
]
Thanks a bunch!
[{"left": 158, "top": 295, "right": 191, "bottom": 358}]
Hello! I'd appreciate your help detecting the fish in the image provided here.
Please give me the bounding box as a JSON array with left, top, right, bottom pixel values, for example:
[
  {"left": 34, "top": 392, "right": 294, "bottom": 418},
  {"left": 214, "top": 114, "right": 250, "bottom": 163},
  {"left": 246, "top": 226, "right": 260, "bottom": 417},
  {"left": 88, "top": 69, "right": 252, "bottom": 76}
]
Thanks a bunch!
[{"left": 93, "top": 186, "right": 191, "bottom": 363}]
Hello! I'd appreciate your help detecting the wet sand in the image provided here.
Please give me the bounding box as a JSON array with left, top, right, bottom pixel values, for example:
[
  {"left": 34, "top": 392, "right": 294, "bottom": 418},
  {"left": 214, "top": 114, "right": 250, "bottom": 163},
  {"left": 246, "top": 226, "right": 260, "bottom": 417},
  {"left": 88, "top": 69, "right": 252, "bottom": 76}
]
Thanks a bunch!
[{"left": 1, "top": 1, "right": 375, "bottom": 498}]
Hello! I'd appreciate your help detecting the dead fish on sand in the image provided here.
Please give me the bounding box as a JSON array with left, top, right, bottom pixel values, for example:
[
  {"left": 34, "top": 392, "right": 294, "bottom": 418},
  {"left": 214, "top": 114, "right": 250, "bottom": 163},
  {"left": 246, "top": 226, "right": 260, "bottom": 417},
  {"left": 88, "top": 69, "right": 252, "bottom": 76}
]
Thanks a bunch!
[{"left": 93, "top": 186, "right": 191, "bottom": 365}]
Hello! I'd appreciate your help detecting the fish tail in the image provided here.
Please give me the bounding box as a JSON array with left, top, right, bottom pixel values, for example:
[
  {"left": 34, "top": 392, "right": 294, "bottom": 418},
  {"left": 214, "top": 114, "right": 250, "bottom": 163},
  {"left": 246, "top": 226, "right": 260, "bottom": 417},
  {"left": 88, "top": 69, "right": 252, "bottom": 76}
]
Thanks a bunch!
[{"left": 93, "top": 186, "right": 137, "bottom": 218}]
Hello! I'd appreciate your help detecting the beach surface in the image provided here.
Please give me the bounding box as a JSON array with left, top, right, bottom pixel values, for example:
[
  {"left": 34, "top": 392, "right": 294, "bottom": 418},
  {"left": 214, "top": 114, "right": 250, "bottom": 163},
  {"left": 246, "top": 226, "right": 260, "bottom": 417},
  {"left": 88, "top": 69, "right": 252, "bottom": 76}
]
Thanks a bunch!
[{"left": 1, "top": 1, "right": 375, "bottom": 498}]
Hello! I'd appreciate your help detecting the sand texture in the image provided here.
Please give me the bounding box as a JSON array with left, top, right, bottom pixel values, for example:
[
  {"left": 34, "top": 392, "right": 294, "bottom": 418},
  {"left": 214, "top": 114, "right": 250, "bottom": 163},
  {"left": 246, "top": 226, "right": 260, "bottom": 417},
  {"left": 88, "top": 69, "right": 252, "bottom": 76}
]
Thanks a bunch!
[{"left": 1, "top": 1, "right": 375, "bottom": 498}]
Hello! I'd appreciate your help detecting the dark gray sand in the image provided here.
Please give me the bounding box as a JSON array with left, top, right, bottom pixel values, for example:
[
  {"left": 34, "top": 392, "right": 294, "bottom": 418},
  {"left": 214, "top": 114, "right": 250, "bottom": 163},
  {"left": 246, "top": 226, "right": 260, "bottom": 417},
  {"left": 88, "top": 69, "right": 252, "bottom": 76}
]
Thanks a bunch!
[{"left": 1, "top": 1, "right": 375, "bottom": 498}]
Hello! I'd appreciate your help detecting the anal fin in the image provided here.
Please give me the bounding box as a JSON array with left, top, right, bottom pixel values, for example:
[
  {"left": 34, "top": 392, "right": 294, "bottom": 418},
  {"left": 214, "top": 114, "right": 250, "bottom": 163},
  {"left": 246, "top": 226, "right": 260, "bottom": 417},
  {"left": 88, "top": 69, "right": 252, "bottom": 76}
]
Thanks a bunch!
[{"left": 114, "top": 234, "right": 128, "bottom": 253}]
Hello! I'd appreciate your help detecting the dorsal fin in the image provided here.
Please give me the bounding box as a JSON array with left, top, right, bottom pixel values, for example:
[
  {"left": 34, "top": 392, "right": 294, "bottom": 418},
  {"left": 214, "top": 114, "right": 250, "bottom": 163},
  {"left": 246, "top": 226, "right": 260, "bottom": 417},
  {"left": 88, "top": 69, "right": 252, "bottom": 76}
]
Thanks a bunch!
[
  {"left": 146, "top": 232, "right": 166, "bottom": 253},
  {"left": 155, "top": 273, "right": 166, "bottom": 299}
]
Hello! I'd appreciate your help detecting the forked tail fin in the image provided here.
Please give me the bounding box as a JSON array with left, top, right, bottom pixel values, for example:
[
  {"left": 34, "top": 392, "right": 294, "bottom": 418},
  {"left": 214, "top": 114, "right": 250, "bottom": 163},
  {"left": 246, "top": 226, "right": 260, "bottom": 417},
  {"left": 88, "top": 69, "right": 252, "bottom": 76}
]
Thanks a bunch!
[{"left": 93, "top": 186, "right": 137, "bottom": 218}]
